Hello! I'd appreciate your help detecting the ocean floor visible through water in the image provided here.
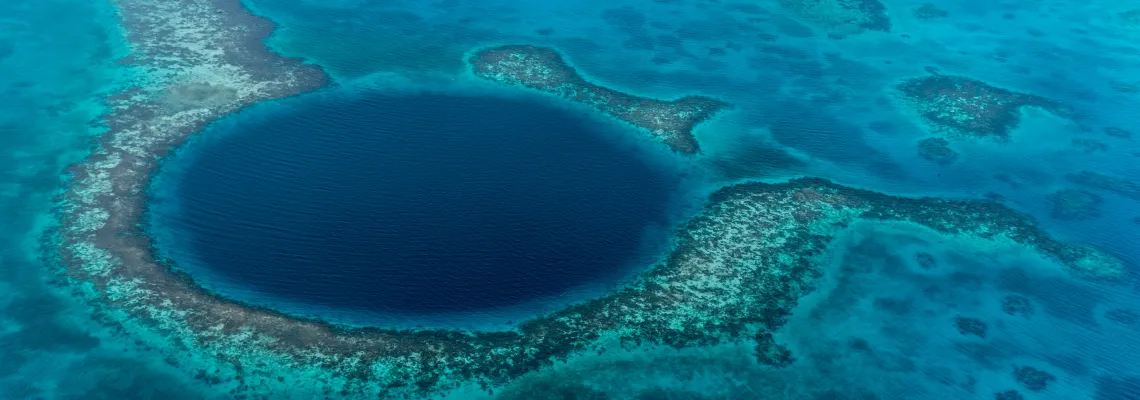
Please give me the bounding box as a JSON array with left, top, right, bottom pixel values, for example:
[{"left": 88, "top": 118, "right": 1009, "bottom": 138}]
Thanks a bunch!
[{"left": 2, "top": 0, "right": 1139, "bottom": 398}]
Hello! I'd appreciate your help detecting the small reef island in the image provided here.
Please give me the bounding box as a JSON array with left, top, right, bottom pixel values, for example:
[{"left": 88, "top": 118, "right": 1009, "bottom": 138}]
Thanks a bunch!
[
  {"left": 469, "top": 45, "right": 729, "bottom": 154},
  {"left": 896, "top": 74, "right": 1071, "bottom": 140},
  {"left": 49, "top": 0, "right": 1126, "bottom": 398}
]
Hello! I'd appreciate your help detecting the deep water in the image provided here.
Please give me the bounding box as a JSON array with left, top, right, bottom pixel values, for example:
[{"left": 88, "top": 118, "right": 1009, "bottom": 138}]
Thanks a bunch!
[
  {"left": 4, "top": 0, "right": 1140, "bottom": 398},
  {"left": 148, "top": 90, "right": 687, "bottom": 327}
]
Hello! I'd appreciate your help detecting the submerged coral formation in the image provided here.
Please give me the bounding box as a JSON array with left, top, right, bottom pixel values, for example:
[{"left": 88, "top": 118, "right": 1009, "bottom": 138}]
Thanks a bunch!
[
  {"left": 469, "top": 45, "right": 730, "bottom": 154},
  {"left": 754, "top": 332, "right": 795, "bottom": 367},
  {"left": 1013, "top": 366, "right": 1056, "bottom": 392},
  {"left": 897, "top": 75, "right": 1068, "bottom": 139},
  {"left": 1105, "top": 309, "right": 1139, "bottom": 325},
  {"left": 1067, "top": 171, "right": 1140, "bottom": 200},
  {"left": 1048, "top": 189, "right": 1103, "bottom": 221},
  {"left": 917, "top": 137, "right": 959, "bottom": 165},
  {"left": 913, "top": 3, "right": 949, "bottom": 19},
  {"left": 1071, "top": 138, "right": 1109, "bottom": 153},
  {"left": 955, "top": 316, "right": 988, "bottom": 338},
  {"left": 1001, "top": 295, "right": 1034, "bottom": 317},
  {"left": 1104, "top": 127, "right": 1133, "bottom": 139},
  {"left": 777, "top": 0, "right": 891, "bottom": 37}
]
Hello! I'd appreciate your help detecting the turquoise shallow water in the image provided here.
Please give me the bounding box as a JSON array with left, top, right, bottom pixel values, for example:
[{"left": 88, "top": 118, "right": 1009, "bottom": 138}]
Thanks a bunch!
[
  {"left": 0, "top": 0, "right": 215, "bottom": 398},
  {"left": 4, "top": 0, "right": 1140, "bottom": 398}
]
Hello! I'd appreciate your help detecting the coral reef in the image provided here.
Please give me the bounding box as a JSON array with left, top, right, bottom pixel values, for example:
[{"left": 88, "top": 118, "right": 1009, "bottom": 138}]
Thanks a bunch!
[
  {"left": 49, "top": 9, "right": 1126, "bottom": 393},
  {"left": 955, "top": 316, "right": 988, "bottom": 338},
  {"left": 916, "top": 251, "right": 937, "bottom": 269},
  {"left": 1013, "top": 366, "right": 1056, "bottom": 392},
  {"left": 917, "top": 137, "right": 959, "bottom": 165},
  {"left": 777, "top": 0, "right": 891, "bottom": 37},
  {"left": 913, "top": 3, "right": 949, "bottom": 19},
  {"left": 995, "top": 389, "right": 1025, "bottom": 400},
  {"left": 1067, "top": 171, "right": 1140, "bottom": 200},
  {"left": 754, "top": 332, "right": 795, "bottom": 367},
  {"left": 1001, "top": 295, "right": 1034, "bottom": 317},
  {"left": 1105, "top": 309, "right": 1139, "bottom": 325},
  {"left": 897, "top": 75, "right": 1068, "bottom": 140},
  {"left": 469, "top": 45, "right": 730, "bottom": 154},
  {"left": 1048, "top": 189, "right": 1103, "bottom": 221},
  {"left": 56, "top": 161, "right": 1129, "bottom": 397}
]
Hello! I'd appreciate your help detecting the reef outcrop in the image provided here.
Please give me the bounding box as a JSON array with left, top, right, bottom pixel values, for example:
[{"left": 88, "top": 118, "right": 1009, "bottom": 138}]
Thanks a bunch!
[
  {"left": 469, "top": 45, "right": 729, "bottom": 154},
  {"left": 917, "top": 137, "right": 959, "bottom": 165},
  {"left": 897, "top": 75, "right": 1069, "bottom": 140}
]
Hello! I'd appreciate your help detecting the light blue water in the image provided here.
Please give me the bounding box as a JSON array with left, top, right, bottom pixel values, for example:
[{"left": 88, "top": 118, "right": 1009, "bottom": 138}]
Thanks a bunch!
[
  {"left": 3, "top": 0, "right": 1139, "bottom": 398},
  {"left": 0, "top": 0, "right": 216, "bottom": 398}
]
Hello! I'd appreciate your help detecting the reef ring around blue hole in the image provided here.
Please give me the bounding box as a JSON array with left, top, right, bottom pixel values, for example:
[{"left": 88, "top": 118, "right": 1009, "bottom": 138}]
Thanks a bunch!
[{"left": 145, "top": 89, "right": 691, "bottom": 329}]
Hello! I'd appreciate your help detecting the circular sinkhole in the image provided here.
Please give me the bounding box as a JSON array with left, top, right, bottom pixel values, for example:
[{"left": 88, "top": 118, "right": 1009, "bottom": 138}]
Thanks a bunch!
[{"left": 146, "top": 89, "right": 690, "bottom": 329}]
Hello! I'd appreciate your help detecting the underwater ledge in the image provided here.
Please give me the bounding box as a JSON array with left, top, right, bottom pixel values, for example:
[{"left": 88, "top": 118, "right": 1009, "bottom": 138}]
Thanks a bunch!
[{"left": 47, "top": 0, "right": 1129, "bottom": 398}]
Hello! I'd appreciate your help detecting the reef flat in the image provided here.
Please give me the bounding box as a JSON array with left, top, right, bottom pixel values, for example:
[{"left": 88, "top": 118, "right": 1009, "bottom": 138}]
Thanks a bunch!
[
  {"left": 896, "top": 74, "right": 1070, "bottom": 140},
  {"left": 469, "top": 45, "right": 729, "bottom": 154}
]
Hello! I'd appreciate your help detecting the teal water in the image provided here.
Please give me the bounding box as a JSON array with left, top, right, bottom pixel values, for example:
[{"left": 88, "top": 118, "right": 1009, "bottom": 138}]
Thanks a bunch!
[
  {"left": 0, "top": 0, "right": 213, "bottom": 398},
  {"left": 4, "top": 0, "right": 1140, "bottom": 399}
]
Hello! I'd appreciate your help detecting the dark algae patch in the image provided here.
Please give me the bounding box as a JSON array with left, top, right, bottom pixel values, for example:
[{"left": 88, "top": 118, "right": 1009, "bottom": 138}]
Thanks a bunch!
[
  {"left": 469, "top": 45, "right": 730, "bottom": 154},
  {"left": 897, "top": 74, "right": 1069, "bottom": 140}
]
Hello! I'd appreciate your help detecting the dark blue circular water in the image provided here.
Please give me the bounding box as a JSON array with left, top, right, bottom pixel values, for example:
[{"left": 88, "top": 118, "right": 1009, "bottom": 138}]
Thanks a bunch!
[{"left": 149, "top": 91, "right": 682, "bottom": 320}]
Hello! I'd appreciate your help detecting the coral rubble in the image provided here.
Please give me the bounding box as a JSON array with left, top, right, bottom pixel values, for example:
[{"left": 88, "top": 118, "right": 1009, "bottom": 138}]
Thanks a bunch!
[
  {"left": 897, "top": 75, "right": 1068, "bottom": 139},
  {"left": 1048, "top": 189, "right": 1103, "bottom": 221},
  {"left": 469, "top": 45, "right": 730, "bottom": 154}
]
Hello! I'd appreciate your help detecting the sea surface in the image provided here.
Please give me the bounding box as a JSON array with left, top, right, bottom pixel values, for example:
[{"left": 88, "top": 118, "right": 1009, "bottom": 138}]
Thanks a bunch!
[{"left": 2, "top": 0, "right": 1139, "bottom": 399}]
